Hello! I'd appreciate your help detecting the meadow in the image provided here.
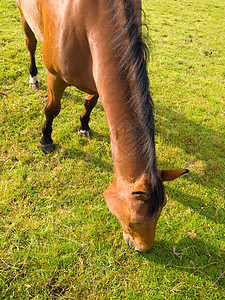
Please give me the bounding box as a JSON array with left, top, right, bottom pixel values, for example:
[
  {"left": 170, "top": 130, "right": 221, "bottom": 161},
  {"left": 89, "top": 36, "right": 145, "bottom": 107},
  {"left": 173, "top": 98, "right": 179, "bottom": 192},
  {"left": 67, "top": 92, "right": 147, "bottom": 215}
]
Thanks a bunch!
[{"left": 0, "top": 0, "right": 224, "bottom": 299}]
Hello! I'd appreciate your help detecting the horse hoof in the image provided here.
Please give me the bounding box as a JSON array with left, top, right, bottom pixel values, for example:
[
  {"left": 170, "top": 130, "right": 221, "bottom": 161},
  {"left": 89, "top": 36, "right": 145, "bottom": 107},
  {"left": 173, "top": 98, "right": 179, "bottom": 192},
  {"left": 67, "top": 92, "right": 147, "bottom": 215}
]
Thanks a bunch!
[
  {"left": 29, "top": 82, "right": 40, "bottom": 90},
  {"left": 29, "top": 76, "right": 40, "bottom": 90},
  {"left": 39, "top": 140, "right": 54, "bottom": 153},
  {"left": 78, "top": 129, "right": 90, "bottom": 138}
]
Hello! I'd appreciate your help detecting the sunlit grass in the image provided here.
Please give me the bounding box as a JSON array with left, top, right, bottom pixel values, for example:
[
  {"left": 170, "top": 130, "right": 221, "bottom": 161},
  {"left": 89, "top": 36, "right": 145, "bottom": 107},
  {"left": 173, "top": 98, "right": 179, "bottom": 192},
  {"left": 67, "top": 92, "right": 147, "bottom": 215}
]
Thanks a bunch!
[{"left": 0, "top": 0, "right": 224, "bottom": 299}]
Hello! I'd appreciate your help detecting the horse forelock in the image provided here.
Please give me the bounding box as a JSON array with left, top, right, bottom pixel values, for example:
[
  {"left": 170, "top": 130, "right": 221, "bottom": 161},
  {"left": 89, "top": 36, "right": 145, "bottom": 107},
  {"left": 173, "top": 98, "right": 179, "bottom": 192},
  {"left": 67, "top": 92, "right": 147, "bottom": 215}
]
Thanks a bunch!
[{"left": 108, "top": 1, "right": 159, "bottom": 189}]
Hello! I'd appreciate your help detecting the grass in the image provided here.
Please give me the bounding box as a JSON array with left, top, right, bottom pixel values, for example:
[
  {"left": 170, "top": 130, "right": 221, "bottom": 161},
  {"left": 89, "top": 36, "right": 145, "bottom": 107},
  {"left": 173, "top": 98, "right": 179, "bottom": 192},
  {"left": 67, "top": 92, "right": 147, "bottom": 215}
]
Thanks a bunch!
[{"left": 0, "top": 0, "right": 224, "bottom": 299}]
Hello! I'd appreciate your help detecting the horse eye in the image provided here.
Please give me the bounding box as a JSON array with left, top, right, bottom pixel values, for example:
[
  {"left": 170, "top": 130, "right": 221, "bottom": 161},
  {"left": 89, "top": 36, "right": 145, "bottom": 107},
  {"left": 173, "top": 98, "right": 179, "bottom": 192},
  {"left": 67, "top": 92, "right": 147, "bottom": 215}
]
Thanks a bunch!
[{"left": 132, "top": 192, "right": 150, "bottom": 201}]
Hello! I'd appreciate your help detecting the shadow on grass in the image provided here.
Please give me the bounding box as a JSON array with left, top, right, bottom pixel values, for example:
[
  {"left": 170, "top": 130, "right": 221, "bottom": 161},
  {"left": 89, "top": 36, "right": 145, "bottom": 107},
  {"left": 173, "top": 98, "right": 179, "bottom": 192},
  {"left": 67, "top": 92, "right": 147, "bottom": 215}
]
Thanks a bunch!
[
  {"left": 155, "top": 103, "right": 224, "bottom": 216},
  {"left": 53, "top": 138, "right": 113, "bottom": 173},
  {"left": 156, "top": 104, "right": 224, "bottom": 175},
  {"left": 90, "top": 129, "right": 110, "bottom": 143},
  {"left": 166, "top": 185, "right": 225, "bottom": 225}
]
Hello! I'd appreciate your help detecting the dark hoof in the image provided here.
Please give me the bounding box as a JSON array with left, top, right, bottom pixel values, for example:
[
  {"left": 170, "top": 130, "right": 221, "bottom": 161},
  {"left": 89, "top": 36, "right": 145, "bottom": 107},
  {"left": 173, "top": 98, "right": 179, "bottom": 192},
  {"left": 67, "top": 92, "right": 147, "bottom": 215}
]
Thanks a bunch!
[
  {"left": 78, "top": 128, "right": 90, "bottom": 138},
  {"left": 39, "top": 140, "right": 54, "bottom": 153},
  {"left": 29, "top": 81, "right": 40, "bottom": 91}
]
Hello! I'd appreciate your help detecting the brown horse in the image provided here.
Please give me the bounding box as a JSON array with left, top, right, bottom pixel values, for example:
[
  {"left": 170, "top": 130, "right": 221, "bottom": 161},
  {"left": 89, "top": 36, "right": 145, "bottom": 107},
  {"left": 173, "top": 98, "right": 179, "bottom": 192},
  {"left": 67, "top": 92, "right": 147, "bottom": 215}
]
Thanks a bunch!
[{"left": 16, "top": 0, "right": 188, "bottom": 252}]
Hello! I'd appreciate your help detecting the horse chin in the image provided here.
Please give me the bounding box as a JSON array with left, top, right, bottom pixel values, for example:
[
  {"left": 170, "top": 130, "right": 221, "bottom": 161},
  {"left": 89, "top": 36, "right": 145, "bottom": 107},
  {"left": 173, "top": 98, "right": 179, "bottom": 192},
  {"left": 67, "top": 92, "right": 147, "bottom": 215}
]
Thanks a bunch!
[{"left": 123, "top": 232, "right": 154, "bottom": 253}]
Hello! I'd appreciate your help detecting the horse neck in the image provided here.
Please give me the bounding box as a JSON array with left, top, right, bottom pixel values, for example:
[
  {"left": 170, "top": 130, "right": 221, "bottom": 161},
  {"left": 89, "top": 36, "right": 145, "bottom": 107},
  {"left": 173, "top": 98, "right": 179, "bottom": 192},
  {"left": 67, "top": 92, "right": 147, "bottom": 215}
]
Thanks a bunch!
[
  {"left": 92, "top": 48, "right": 157, "bottom": 185},
  {"left": 105, "top": 91, "right": 156, "bottom": 185},
  {"left": 87, "top": 0, "right": 157, "bottom": 183}
]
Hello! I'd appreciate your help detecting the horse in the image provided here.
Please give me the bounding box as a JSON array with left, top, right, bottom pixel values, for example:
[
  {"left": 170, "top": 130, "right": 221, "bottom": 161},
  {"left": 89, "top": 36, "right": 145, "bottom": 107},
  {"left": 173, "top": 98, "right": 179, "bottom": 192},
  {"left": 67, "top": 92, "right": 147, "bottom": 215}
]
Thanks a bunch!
[{"left": 16, "top": 0, "right": 188, "bottom": 252}]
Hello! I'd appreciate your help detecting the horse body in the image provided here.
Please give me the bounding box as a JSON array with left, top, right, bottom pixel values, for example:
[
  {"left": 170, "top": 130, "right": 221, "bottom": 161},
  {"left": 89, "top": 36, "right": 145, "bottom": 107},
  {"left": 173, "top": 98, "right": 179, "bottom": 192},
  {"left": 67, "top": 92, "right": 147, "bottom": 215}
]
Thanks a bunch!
[
  {"left": 16, "top": 0, "right": 188, "bottom": 252},
  {"left": 16, "top": 0, "right": 97, "bottom": 93}
]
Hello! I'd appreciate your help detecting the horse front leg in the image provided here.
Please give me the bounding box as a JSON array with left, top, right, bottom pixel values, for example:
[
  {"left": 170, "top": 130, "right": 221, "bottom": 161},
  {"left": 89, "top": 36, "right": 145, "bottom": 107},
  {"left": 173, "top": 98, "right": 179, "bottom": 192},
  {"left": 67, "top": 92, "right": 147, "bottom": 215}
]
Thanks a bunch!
[
  {"left": 39, "top": 72, "right": 67, "bottom": 153},
  {"left": 78, "top": 94, "right": 99, "bottom": 138},
  {"left": 20, "top": 13, "right": 39, "bottom": 90}
]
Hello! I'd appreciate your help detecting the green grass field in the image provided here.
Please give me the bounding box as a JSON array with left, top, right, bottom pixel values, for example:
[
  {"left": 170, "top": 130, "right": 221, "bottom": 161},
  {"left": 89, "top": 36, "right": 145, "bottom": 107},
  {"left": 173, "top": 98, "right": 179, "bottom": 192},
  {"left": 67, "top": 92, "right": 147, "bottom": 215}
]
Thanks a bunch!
[{"left": 0, "top": 0, "right": 224, "bottom": 299}]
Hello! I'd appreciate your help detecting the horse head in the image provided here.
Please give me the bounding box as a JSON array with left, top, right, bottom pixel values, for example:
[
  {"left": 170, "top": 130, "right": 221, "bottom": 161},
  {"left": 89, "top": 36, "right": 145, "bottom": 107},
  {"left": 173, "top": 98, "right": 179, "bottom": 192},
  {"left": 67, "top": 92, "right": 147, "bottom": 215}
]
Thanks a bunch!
[{"left": 104, "top": 169, "right": 189, "bottom": 252}]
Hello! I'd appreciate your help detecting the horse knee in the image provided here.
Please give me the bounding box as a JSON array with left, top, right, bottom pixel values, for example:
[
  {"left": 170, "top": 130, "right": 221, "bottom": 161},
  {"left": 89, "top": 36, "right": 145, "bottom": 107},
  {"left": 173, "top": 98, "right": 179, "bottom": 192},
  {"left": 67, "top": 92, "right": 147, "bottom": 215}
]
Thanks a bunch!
[{"left": 44, "top": 103, "right": 61, "bottom": 119}]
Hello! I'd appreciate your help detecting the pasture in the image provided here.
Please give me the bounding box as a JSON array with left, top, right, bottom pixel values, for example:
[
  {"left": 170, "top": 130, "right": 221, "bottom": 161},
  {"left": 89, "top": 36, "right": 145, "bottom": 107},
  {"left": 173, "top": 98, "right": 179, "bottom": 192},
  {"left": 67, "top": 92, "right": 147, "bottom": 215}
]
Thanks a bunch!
[{"left": 0, "top": 0, "right": 224, "bottom": 298}]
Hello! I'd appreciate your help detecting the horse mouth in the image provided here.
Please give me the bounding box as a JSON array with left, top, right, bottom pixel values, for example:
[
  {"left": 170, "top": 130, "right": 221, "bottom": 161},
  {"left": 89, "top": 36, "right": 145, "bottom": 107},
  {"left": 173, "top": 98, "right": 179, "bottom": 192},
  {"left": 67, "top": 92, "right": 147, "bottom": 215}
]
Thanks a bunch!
[{"left": 123, "top": 232, "right": 149, "bottom": 253}]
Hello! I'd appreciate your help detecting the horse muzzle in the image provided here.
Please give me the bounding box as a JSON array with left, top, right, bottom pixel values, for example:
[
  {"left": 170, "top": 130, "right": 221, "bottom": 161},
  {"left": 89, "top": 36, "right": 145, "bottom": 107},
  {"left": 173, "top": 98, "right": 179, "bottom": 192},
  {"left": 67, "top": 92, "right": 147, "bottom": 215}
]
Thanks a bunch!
[{"left": 123, "top": 232, "right": 153, "bottom": 253}]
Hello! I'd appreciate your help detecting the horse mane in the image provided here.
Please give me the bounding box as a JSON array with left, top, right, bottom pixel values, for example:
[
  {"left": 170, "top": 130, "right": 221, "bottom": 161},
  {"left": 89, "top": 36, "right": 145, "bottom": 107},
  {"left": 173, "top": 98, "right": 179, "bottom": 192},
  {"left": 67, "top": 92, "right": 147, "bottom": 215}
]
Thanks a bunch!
[{"left": 108, "top": 0, "right": 164, "bottom": 215}]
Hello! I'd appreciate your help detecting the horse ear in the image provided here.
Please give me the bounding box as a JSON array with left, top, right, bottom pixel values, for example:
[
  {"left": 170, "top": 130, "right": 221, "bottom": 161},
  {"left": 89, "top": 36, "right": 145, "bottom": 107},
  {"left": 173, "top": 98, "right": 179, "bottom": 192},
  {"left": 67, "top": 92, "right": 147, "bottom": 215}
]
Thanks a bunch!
[{"left": 157, "top": 169, "right": 189, "bottom": 182}]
